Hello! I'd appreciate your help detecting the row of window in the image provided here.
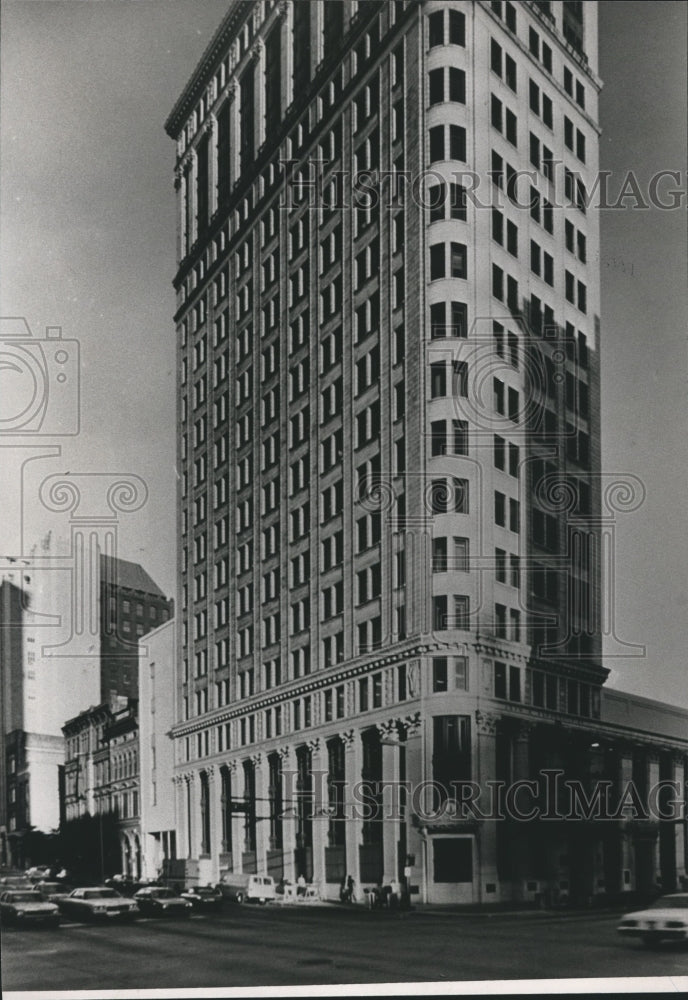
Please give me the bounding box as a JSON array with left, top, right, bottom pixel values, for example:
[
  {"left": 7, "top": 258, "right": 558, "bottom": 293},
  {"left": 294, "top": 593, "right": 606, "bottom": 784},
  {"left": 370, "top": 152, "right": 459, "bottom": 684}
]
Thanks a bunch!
[{"left": 495, "top": 661, "right": 600, "bottom": 719}]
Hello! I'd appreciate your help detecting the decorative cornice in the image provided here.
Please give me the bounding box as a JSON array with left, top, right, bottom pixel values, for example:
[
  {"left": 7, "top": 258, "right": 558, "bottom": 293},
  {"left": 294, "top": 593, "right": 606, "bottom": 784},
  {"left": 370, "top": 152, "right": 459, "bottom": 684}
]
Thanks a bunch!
[
  {"left": 170, "top": 643, "right": 432, "bottom": 738},
  {"left": 165, "top": 1, "right": 255, "bottom": 138}
]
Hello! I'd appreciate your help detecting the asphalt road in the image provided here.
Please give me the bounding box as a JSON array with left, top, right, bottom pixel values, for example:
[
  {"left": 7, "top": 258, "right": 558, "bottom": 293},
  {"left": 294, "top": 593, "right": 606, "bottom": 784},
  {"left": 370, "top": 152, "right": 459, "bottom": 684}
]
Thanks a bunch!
[{"left": 3, "top": 904, "right": 688, "bottom": 992}]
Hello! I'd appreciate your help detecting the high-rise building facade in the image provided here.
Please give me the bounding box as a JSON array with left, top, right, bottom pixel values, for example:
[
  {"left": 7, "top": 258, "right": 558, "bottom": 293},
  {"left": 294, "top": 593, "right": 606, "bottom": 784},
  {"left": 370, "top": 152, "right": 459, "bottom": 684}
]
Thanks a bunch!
[{"left": 165, "top": 1, "right": 683, "bottom": 904}]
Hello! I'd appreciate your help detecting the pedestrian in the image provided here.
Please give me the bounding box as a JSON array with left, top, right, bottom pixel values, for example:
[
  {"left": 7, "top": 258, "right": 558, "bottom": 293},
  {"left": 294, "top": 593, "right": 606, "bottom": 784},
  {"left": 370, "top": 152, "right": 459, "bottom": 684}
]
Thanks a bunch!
[
  {"left": 296, "top": 873, "right": 306, "bottom": 896},
  {"left": 346, "top": 874, "right": 355, "bottom": 903}
]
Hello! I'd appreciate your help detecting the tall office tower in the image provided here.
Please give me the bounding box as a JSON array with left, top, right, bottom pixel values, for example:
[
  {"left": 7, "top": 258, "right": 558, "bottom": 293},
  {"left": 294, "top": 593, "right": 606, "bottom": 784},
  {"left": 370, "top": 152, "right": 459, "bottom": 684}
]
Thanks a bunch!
[{"left": 167, "top": 1, "right": 607, "bottom": 903}]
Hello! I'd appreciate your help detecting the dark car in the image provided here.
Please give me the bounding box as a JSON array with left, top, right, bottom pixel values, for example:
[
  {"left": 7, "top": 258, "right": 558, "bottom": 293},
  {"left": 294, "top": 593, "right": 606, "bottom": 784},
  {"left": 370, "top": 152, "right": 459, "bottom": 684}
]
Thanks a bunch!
[
  {"left": 57, "top": 886, "right": 139, "bottom": 921},
  {"left": 181, "top": 885, "right": 224, "bottom": 911},
  {"left": 0, "top": 890, "right": 60, "bottom": 927},
  {"left": 134, "top": 886, "right": 192, "bottom": 917}
]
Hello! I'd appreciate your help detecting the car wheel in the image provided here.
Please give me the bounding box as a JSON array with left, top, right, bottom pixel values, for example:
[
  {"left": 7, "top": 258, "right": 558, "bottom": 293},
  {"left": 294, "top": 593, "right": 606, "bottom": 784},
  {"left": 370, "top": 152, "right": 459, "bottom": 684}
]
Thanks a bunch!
[{"left": 235, "top": 892, "right": 244, "bottom": 904}]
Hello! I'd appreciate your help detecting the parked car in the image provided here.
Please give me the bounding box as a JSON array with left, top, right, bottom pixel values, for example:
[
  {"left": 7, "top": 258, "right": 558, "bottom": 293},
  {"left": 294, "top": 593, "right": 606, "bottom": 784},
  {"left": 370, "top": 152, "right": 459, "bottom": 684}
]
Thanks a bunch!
[
  {"left": 133, "top": 886, "right": 193, "bottom": 917},
  {"left": 104, "top": 875, "right": 142, "bottom": 897},
  {"left": 57, "top": 886, "right": 139, "bottom": 921},
  {"left": 0, "top": 876, "right": 33, "bottom": 890},
  {"left": 217, "top": 873, "right": 276, "bottom": 904},
  {"left": 181, "top": 885, "right": 224, "bottom": 911},
  {"left": 0, "top": 889, "right": 60, "bottom": 927},
  {"left": 618, "top": 894, "right": 688, "bottom": 946},
  {"left": 33, "top": 881, "right": 73, "bottom": 904}
]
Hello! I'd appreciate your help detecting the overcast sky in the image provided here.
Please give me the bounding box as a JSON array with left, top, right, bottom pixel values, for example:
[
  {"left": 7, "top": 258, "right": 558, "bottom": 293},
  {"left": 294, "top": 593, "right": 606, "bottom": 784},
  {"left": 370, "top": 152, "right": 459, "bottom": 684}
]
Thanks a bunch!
[{"left": 1, "top": 1, "right": 686, "bottom": 706}]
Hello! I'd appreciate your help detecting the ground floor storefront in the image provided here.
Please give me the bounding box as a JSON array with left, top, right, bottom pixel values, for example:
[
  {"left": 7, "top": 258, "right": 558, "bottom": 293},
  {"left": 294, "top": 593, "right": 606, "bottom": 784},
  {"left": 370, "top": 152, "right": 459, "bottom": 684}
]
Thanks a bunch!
[{"left": 171, "top": 704, "right": 688, "bottom": 904}]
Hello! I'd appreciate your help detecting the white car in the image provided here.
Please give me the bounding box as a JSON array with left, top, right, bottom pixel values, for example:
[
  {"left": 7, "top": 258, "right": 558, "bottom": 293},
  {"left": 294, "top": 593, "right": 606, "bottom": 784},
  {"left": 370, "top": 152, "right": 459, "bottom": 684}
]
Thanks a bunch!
[
  {"left": 0, "top": 889, "right": 60, "bottom": 927},
  {"left": 618, "top": 893, "right": 688, "bottom": 946}
]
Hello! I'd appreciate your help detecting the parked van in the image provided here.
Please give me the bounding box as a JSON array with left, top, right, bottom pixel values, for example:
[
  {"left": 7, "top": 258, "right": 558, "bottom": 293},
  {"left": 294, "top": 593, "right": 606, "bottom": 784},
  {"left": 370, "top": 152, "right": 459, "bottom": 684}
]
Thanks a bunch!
[{"left": 217, "top": 873, "right": 276, "bottom": 904}]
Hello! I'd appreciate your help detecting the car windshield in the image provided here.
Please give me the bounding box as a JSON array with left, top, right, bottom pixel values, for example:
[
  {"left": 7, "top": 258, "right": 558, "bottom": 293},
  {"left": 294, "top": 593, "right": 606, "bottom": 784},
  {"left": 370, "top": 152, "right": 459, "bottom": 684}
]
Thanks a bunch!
[
  {"left": 650, "top": 896, "right": 688, "bottom": 910},
  {"left": 84, "top": 889, "right": 120, "bottom": 899},
  {"left": 8, "top": 892, "right": 41, "bottom": 903},
  {"left": 40, "top": 883, "right": 63, "bottom": 892},
  {"left": 150, "top": 889, "right": 174, "bottom": 898}
]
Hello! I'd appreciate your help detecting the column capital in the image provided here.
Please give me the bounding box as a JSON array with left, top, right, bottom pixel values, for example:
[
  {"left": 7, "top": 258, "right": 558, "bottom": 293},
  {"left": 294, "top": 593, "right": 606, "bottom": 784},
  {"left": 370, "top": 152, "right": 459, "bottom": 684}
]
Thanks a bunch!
[
  {"left": 339, "top": 729, "right": 358, "bottom": 749},
  {"left": 278, "top": 0, "right": 292, "bottom": 19},
  {"left": 250, "top": 37, "right": 265, "bottom": 63},
  {"left": 475, "top": 711, "right": 500, "bottom": 736},
  {"left": 201, "top": 113, "right": 216, "bottom": 139},
  {"left": 249, "top": 752, "right": 263, "bottom": 768},
  {"left": 377, "top": 719, "right": 401, "bottom": 745},
  {"left": 403, "top": 711, "right": 422, "bottom": 739},
  {"left": 307, "top": 737, "right": 322, "bottom": 756},
  {"left": 278, "top": 745, "right": 292, "bottom": 763}
]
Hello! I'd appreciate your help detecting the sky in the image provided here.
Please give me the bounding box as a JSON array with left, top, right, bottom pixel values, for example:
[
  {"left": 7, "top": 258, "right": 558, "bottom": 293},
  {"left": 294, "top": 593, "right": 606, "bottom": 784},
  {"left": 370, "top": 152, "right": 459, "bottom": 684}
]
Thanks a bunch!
[{"left": 0, "top": 1, "right": 686, "bottom": 706}]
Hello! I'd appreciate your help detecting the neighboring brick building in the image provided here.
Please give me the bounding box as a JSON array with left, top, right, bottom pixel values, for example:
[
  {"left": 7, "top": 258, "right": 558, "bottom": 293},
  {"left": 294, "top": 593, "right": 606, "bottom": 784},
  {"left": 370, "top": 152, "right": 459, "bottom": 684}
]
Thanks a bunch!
[
  {"left": 163, "top": 0, "right": 687, "bottom": 904},
  {"left": 62, "top": 697, "right": 142, "bottom": 879},
  {"left": 100, "top": 553, "right": 173, "bottom": 702}
]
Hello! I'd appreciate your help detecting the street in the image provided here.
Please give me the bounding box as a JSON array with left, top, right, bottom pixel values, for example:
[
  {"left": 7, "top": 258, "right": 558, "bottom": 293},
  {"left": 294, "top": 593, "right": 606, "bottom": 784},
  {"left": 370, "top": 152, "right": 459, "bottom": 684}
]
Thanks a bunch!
[{"left": 3, "top": 904, "right": 688, "bottom": 992}]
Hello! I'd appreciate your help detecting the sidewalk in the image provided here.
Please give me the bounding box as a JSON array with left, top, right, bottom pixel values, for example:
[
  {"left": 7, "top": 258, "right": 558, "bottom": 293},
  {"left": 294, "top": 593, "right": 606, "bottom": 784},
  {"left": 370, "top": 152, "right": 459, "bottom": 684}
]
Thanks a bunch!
[{"left": 314, "top": 898, "right": 630, "bottom": 921}]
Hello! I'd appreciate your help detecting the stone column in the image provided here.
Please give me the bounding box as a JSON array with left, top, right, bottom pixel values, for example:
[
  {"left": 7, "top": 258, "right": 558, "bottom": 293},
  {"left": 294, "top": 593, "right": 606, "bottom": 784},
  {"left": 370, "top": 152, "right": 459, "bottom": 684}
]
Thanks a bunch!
[
  {"left": 186, "top": 149, "right": 197, "bottom": 251},
  {"left": 208, "top": 764, "right": 222, "bottom": 884},
  {"left": 280, "top": 746, "right": 297, "bottom": 881},
  {"left": 402, "top": 712, "right": 424, "bottom": 902},
  {"left": 511, "top": 722, "right": 534, "bottom": 901},
  {"left": 185, "top": 771, "right": 198, "bottom": 860},
  {"left": 279, "top": 1, "right": 294, "bottom": 113},
  {"left": 252, "top": 753, "right": 269, "bottom": 874},
  {"left": 648, "top": 750, "right": 662, "bottom": 890},
  {"left": 673, "top": 755, "right": 687, "bottom": 887},
  {"left": 173, "top": 775, "right": 187, "bottom": 860},
  {"left": 475, "top": 711, "right": 500, "bottom": 902},
  {"left": 616, "top": 750, "right": 635, "bottom": 891},
  {"left": 205, "top": 115, "right": 217, "bottom": 221},
  {"left": 252, "top": 39, "right": 266, "bottom": 154},
  {"left": 227, "top": 81, "right": 239, "bottom": 196},
  {"left": 378, "top": 719, "right": 402, "bottom": 886},
  {"left": 309, "top": 738, "right": 327, "bottom": 890},
  {"left": 230, "top": 760, "right": 244, "bottom": 874},
  {"left": 341, "top": 728, "right": 362, "bottom": 894}
]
